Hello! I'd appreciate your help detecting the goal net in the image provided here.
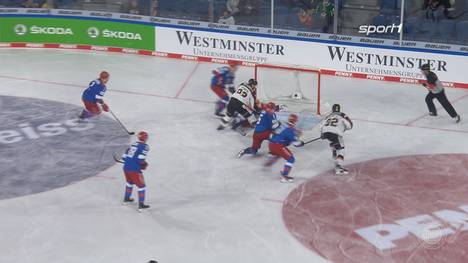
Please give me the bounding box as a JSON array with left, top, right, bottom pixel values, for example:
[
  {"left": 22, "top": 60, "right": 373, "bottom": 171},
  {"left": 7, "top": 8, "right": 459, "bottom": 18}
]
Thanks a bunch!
[{"left": 254, "top": 64, "right": 325, "bottom": 130}]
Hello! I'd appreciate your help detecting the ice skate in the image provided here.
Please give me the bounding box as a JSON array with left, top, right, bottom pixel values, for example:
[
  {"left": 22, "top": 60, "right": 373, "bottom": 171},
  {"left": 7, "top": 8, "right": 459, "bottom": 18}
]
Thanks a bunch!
[
  {"left": 214, "top": 111, "right": 225, "bottom": 118},
  {"left": 138, "top": 203, "right": 150, "bottom": 212},
  {"left": 122, "top": 197, "right": 134, "bottom": 205},
  {"left": 280, "top": 174, "right": 294, "bottom": 183},
  {"left": 237, "top": 149, "right": 246, "bottom": 158},
  {"left": 335, "top": 165, "right": 349, "bottom": 175}
]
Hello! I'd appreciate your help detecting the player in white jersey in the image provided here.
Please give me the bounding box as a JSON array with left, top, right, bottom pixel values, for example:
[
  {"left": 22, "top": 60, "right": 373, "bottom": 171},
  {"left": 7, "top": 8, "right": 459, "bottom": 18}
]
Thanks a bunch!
[
  {"left": 217, "top": 79, "right": 259, "bottom": 131},
  {"left": 320, "top": 104, "right": 353, "bottom": 174}
]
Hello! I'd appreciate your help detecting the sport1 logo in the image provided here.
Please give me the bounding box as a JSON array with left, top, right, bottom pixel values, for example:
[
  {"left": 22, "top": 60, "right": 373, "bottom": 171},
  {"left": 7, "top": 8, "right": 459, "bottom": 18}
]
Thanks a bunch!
[
  {"left": 14, "top": 24, "right": 27, "bottom": 36},
  {"left": 87, "top": 27, "right": 100, "bottom": 38}
]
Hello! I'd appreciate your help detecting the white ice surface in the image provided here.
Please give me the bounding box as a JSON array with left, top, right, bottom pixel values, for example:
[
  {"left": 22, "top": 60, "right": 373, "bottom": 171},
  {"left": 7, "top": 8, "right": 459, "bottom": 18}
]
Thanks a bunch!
[{"left": 0, "top": 49, "right": 467, "bottom": 263}]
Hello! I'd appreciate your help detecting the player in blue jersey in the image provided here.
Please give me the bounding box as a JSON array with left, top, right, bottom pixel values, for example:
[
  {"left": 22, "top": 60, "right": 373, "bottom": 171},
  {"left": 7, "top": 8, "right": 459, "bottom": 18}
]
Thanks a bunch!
[
  {"left": 266, "top": 114, "right": 304, "bottom": 183},
  {"left": 237, "top": 101, "right": 279, "bottom": 157},
  {"left": 79, "top": 71, "right": 110, "bottom": 119},
  {"left": 211, "top": 61, "right": 239, "bottom": 117},
  {"left": 122, "top": 131, "right": 150, "bottom": 211}
]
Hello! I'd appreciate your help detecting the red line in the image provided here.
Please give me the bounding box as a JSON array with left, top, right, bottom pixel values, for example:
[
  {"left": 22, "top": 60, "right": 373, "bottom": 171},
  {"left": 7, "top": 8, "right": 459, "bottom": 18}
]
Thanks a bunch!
[
  {"left": 174, "top": 62, "right": 200, "bottom": 99},
  {"left": 405, "top": 113, "right": 430, "bottom": 126},
  {"left": 1, "top": 74, "right": 467, "bottom": 134},
  {"left": 405, "top": 92, "right": 468, "bottom": 126},
  {"left": 0, "top": 74, "right": 212, "bottom": 104}
]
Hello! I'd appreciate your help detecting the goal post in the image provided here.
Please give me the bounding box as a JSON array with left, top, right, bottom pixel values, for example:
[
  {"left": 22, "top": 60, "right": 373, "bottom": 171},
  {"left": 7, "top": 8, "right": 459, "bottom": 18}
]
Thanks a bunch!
[{"left": 254, "top": 64, "right": 322, "bottom": 115}]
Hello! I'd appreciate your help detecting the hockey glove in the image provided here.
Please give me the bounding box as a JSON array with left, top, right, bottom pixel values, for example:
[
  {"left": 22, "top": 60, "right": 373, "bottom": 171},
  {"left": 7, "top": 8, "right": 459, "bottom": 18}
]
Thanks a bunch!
[
  {"left": 140, "top": 161, "right": 148, "bottom": 170},
  {"left": 226, "top": 84, "right": 236, "bottom": 94},
  {"left": 422, "top": 83, "right": 427, "bottom": 87},
  {"left": 101, "top": 103, "right": 109, "bottom": 112}
]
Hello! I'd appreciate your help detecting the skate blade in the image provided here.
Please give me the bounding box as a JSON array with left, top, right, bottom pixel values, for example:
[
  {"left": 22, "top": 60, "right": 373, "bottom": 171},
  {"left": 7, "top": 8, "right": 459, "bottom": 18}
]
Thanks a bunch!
[
  {"left": 335, "top": 170, "right": 349, "bottom": 175},
  {"left": 280, "top": 176, "right": 294, "bottom": 183}
]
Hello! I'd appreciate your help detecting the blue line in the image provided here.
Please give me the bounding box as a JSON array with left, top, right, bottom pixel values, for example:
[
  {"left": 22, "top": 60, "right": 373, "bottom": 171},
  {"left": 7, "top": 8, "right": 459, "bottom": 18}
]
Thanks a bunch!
[{"left": 0, "top": 13, "right": 467, "bottom": 57}]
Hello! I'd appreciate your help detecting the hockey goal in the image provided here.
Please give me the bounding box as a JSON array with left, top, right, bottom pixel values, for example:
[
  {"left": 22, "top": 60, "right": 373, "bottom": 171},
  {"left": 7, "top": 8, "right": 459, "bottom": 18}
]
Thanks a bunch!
[{"left": 254, "top": 64, "right": 322, "bottom": 115}]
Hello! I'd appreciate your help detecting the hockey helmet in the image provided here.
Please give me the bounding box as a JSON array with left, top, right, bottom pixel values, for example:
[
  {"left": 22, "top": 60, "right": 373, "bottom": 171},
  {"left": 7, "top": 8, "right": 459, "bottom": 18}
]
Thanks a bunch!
[
  {"left": 332, "top": 104, "right": 341, "bottom": 113},
  {"left": 420, "top": 64, "right": 430, "bottom": 71},
  {"left": 100, "top": 71, "right": 110, "bottom": 80},
  {"left": 137, "top": 131, "right": 148, "bottom": 143},
  {"left": 287, "top": 114, "right": 298, "bottom": 126},
  {"left": 264, "top": 101, "right": 276, "bottom": 112},
  {"left": 248, "top": 78, "right": 258, "bottom": 87}
]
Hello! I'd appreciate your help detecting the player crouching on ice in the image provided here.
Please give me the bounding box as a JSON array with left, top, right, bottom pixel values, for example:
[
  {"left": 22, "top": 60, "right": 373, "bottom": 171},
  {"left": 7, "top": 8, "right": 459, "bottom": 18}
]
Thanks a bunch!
[
  {"left": 79, "top": 71, "right": 110, "bottom": 119},
  {"left": 266, "top": 114, "right": 305, "bottom": 183},
  {"left": 211, "top": 61, "right": 239, "bottom": 117},
  {"left": 122, "top": 131, "right": 150, "bottom": 211},
  {"left": 320, "top": 104, "right": 353, "bottom": 175},
  {"left": 217, "top": 79, "right": 259, "bottom": 131},
  {"left": 237, "top": 101, "right": 279, "bottom": 157}
]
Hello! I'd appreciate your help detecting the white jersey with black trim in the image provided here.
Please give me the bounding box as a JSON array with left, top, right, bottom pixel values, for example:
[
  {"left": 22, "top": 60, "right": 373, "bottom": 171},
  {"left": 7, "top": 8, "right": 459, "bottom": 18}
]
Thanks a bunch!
[
  {"left": 231, "top": 83, "right": 255, "bottom": 110},
  {"left": 320, "top": 112, "right": 353, "bottom": 137}
]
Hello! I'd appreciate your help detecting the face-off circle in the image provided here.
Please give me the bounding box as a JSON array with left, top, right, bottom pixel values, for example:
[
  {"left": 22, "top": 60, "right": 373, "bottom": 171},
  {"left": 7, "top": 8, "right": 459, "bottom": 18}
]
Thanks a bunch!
[
  {"left": 0, "top": 96, "right": 129, "bottom": 200},
  {"left": 282, "top": 154, "right": 468, "bottom": 263}
]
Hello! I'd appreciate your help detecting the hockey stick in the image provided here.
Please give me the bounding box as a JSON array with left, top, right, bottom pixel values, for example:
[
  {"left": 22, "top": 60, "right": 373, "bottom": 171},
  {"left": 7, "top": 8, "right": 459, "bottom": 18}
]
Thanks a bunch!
[
  {"left": 109, "top": 110, "right": 135, "bottom": 135},
  {"left": 303, "top": 137, "right": 322, "bottom": 145},
  {"left": 113, "top": 154, "right": 124, "bottom": 163}
]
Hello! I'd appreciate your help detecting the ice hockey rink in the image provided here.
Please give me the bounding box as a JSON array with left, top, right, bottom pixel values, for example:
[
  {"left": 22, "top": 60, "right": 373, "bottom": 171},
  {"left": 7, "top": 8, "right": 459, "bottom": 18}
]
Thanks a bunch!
[{"left": 1, "top": 48, "right": 467, "bottom": 263}]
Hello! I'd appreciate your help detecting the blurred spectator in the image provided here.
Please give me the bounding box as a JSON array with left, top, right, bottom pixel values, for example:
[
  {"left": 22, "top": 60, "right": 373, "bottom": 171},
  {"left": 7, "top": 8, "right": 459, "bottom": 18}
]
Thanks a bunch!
[
  {"left": 218, "top": 10, "right": 235, "bottom": 25},
  {"left": 281, "top": 0, "right": 297, "bottom": 8},
  {"left": 127, "top": 0, "right": 140, "bottom": 15},
  {"left": 21, "top": 0, "right": 38, "bottom": 8},
  {"left": 298, "top": 8, "right": 313, "bottom": 29},
  {"left": 226, "top": 0, "right": 240, "bottom": 16},
  {"left": 238, "top": 0, "right": 260, "bottom": 25},
  {"left": 315, "top": 0, "right": 334, "bottom": 32},
  {"left": 151, "top": 0, "right": 158, "bottom": 16},
  {"left": 297, "top": 0, "right": 317, "bottom": 30},
  {"left": 305, "top": 0, "right": 318, "bottom": 9},
  {"left": 423, "top": 0, "right": 451, "bottom": 20}
]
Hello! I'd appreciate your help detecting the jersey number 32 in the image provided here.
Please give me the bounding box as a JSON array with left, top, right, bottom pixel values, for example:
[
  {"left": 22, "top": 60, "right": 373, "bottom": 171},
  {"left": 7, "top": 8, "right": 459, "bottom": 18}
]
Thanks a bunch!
[{"left": 324, "top": 117, "right": 338, "bottom": 127}]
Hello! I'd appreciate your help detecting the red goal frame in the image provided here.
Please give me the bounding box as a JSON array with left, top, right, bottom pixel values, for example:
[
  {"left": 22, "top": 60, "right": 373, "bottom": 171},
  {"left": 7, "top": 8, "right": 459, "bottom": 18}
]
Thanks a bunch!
[{"left": 254, "top": 64, "right": 322, "bottom": 115}]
